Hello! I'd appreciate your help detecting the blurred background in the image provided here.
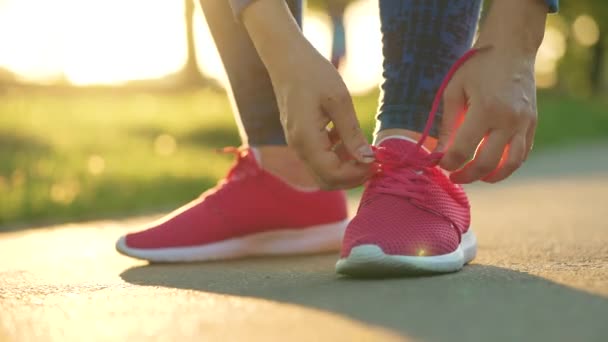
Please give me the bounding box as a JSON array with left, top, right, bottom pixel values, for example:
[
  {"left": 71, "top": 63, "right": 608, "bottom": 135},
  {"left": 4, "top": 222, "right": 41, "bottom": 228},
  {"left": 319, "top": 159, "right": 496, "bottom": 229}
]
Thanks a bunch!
[{"left": 0, "top": 0, "right": 606, "bottom": 228}]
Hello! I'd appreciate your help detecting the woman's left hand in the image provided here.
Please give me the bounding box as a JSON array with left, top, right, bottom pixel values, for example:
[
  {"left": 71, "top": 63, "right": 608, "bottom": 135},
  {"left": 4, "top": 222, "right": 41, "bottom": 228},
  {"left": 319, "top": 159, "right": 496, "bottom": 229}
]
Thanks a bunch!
[{"left": 436, "top": 0, "right": 548, "bottom": 184}]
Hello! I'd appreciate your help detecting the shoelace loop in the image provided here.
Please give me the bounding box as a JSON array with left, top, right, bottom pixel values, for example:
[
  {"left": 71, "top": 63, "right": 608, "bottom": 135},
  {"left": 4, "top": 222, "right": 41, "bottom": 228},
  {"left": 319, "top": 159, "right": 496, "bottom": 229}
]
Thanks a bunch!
[
  {"left": 370, "top": 146, "right": 443, "bottom": 201},
  {"left": 370, "top": 48, "right": 480, "bottom": 201}
]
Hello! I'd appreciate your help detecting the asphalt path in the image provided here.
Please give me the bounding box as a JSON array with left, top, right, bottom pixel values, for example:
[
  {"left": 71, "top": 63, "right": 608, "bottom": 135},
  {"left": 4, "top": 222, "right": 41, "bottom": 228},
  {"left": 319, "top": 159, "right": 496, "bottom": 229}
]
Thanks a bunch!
[{"left": 1, "top": 142, "right": 607, "bottom": 341}]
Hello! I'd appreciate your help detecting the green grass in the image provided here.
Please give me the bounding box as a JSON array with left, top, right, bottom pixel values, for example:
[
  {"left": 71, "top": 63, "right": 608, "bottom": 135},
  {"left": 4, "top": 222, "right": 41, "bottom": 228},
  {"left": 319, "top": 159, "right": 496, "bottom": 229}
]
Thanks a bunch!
[{"left": 1, "top": 88, "right": 607, "bottom": 228}]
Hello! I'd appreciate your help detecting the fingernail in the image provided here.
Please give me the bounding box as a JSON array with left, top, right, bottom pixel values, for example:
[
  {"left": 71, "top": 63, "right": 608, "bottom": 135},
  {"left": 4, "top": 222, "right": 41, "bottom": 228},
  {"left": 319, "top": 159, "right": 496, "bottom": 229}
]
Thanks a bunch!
[{"left": 358, "top": 145, "right": 375, "bottom": 163}]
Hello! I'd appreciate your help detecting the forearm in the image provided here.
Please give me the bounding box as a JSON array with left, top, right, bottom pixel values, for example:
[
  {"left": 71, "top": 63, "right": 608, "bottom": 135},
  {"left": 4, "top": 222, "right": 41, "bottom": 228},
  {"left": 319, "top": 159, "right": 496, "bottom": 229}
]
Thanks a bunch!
[
  {"left": 232, "top": 0, "right": 556, "bottom": 17},
  {"left": 241, "top": 0, "right": 311, "bottom": 79},
  {"left": 476, "top": 0, "right": 548, "bottom": 56}
]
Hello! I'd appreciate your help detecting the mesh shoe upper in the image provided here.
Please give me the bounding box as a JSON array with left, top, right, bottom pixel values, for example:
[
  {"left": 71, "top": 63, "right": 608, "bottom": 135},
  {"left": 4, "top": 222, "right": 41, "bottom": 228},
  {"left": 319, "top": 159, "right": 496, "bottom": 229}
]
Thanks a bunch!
[
  {"left": 126, "top": 148, "right": 348, "bottom": 249},
  {"left": 341, "top": 138, "right": 470, "bottom": 257}
]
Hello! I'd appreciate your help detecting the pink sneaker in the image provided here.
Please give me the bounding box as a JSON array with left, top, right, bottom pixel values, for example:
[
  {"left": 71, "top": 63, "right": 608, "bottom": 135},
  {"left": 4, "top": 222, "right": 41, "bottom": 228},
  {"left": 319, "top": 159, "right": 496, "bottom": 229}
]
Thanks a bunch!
[
  {"left": 116, "top": 148, "right": 348, "bottom": 262},
  {"left": 336, "top": 49, "right": 481, "bottom": 277},
  {"left": 335, "top": 137, "right": 476, "bottom": 276}
]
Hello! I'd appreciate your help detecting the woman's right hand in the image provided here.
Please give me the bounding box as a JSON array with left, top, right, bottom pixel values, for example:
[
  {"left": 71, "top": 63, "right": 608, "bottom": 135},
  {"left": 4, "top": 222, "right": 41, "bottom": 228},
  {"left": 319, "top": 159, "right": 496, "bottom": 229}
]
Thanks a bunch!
[{"left": 243, "top": 0, "right": 375, "bottom": 189}]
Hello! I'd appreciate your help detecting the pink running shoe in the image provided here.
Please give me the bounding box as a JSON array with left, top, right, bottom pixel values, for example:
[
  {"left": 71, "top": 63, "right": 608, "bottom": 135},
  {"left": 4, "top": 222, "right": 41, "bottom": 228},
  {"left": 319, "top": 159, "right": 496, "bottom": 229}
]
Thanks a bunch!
[
  {"left": 116, "top": 148, "right": 348, "bottom": 262},
  {"left": 335, "top": 137, "right": 476, "bottom": 276},
  {"left": 336, "top": 49, "right": 481, "bottom": 277}
]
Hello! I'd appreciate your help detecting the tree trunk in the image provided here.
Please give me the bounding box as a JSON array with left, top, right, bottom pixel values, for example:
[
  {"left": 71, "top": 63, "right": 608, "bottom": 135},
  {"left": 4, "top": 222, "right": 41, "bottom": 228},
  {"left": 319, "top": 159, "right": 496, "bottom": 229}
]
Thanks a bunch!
[
  {"left": 590, "top": 30, "right": 604, "bottom": 95},
  {"left": 327, "top": 1, "right": 348, "bottom": 69},
  {"left": 180, "top": 0, "right": 206, "bottom": 86}
]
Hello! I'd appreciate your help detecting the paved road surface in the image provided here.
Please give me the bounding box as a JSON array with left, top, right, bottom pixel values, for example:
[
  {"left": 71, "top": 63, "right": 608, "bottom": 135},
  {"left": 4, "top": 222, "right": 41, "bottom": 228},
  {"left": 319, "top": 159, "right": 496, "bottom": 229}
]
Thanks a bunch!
[{"left": 1, "top": 143, "right": 607, "bottom": 341}]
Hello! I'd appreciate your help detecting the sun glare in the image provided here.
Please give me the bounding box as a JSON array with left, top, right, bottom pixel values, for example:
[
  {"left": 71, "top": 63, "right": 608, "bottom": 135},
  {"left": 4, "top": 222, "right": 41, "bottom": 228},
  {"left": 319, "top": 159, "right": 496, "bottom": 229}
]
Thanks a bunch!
[
  {"left": 341, "top": 0, "right": 383, "bottom": 94},
  {"left": 0, "top": 0, "right": 186, "bottom": 85},
  {"left": 0, "top": 0, "right": 65, "bottom": 81},
  {"left": 0, "top": 0, "right": 383, "bottom": 92},
  {"left": 0, "top": 0, "right": 571, "bottom": 93},
  {"left": 572, "top": 15, "right": 600, "bottom": 47},
  {"left": 64, "top": 0, "right": 186, "bottom": 85},
  {"left": 535, "top": 26, "right": 566, "bottom": 89},
  {"left": 0, "top": 0, "right": 384, "bottom": 92}
]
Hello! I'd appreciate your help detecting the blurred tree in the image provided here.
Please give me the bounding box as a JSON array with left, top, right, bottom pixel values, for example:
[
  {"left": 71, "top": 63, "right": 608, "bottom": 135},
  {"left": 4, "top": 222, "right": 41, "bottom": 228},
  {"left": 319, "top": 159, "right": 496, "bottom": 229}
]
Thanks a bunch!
[
  {"left": 178, "top": 0, "right": 208, "bottom": 86},
  {"left": 309, "top": 0, "right": 354, "bottom": 69},
  {"left": 126, "top": 0, "right": 215, "bottom": 89},
  {"left": 327, "top": 0, "right": 350, "bottom": 68},
  {"left": 559, "top": 1, "right": 607, "bottom": 95}
]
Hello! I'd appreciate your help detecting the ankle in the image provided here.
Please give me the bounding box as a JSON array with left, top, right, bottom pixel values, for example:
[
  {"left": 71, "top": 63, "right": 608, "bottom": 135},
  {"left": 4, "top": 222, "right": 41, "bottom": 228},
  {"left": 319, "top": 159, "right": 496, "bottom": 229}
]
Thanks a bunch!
[
  {"left": 254, "top": 145, "right": 319, "bottom": 189},
  {"left": 375, "top": 129, "right": 438, "bottom": 151}
]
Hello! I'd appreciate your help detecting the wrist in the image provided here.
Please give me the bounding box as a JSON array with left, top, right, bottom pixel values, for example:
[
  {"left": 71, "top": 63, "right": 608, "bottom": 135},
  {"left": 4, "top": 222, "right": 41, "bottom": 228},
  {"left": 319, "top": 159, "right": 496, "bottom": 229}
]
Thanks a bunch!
[{"left": 476, "top": 0, "right": 547, "bottom": 56}]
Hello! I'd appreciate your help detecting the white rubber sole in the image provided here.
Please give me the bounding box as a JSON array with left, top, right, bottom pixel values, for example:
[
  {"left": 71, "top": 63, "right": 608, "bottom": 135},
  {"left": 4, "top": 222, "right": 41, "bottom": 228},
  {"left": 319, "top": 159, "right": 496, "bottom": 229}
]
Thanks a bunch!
[
  {"left": 115, "top": 219, "right": 349, "bottom": 263},
  {"left": 335, "top": 229, "right": 477, "bottom": 277}
]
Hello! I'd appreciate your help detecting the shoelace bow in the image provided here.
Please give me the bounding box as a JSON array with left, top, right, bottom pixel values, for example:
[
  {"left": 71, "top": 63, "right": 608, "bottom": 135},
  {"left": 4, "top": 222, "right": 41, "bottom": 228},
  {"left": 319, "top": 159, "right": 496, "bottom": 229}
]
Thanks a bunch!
[
  {"left": 214, "top": 49, "right": 479, "bottom": 201},
  {"left": 369, "top": 147, "right": 443, "bottom": 201},
  {"left": 370, "top": 49, "right": 479, "bottom": 201}
]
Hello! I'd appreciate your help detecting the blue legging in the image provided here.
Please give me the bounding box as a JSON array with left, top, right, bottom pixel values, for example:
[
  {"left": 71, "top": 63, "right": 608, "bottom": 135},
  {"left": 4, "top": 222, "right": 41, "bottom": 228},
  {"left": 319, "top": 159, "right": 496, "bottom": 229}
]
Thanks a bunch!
[{"left": 200, "top": 0, "right": 480, "bottom": 145}]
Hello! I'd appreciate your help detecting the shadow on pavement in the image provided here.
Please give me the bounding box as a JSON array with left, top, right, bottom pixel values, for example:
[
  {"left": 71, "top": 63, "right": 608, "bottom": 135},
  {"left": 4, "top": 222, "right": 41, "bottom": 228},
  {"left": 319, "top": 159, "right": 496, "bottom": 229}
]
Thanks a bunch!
[{"left": 121, "top": 254, "right": 608, "bottom": 342}]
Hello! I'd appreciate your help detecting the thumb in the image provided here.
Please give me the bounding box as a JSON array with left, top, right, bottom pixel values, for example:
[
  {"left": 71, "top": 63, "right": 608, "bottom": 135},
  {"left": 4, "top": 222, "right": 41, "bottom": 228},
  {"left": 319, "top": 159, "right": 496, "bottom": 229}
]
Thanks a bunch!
[
  {"left": 322, "top": 91, "right": 374, "bottom": 164},
  {"left": 436, "top": 84, "right": 467, "bottom": 153}
]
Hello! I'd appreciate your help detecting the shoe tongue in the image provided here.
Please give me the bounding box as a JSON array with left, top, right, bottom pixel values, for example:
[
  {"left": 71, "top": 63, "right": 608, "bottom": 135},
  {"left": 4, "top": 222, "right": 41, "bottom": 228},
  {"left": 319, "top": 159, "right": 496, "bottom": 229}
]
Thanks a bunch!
[{"left": 377, "top": 137, "right": 430, "bottom": 159}]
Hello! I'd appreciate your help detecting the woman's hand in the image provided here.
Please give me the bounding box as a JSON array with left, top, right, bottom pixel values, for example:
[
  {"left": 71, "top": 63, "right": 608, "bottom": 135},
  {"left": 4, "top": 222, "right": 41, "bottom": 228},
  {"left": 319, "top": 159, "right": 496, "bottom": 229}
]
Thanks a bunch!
[
  {"left": 272, "top": 44, "right": 375, "bottom": 189},
  {"left": 437, "top": 0, "right": 548, "bottom": 184},
  {"left": 243, "top": 0, "right": 374, "bottom": 189}
]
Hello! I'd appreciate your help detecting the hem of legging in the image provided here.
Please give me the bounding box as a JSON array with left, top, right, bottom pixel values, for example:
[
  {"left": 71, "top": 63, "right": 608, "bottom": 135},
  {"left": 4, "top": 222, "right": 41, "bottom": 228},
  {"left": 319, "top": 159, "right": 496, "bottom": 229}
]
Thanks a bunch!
[
  {"left": 228, "top": 0, "right": 258, "bottom": 21},
  {"left": 375, "top": 113, "right": 440, "bottom": 138},
  {"left": 246, "top": 137, "right": 288, "bottom": 146}
]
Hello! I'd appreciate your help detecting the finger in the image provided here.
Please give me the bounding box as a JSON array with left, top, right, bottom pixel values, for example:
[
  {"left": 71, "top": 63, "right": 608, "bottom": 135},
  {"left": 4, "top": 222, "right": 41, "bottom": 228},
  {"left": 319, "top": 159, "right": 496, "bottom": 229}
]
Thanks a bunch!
[
  {"left": 307, "top": 152, "right": 375, "bottom": 190},
  {"left": 436, "top": 80, "right": 467, "bottom": 152},
  {"left": 327, "top": 126, "right": 351, "bottom": 162},
  {"left": 321, "top": 91, "right": 374, "bottom": 164},
  {"left": 523, "top": 118, "right": 537, "bottom": 162},
  {"left": 482, "top": 133, "right": 526, "bottom": 183},
  {"left": 294, "top": 124, "right": 372, "bottom": 189},
  {"left": 439, "top": 103, "right": 488, "bottom": 171},
  {"left": 450, "top": 130, "right": 512, "bottom": 184}
]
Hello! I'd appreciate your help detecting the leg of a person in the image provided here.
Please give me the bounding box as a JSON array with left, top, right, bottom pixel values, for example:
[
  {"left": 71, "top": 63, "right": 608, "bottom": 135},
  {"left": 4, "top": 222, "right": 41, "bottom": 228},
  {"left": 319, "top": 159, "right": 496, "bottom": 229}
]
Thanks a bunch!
[
  {"left": 199, "top": 0, "right": 317, "bottom": 187},
  {"left": 116, "top": 1, "right": 350, "bottom": 263},
  {"left": 336, "top": 2, "right": 483, "bottom": 277},
  {"left": 199, "top": 0, "right": 302, "bottom": 146},
  {"left": 327, "top": 1, "right": 348, "bottom": 68},
  {"left": 375, "top": 0, "right": 482, "bottom": 148}
]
